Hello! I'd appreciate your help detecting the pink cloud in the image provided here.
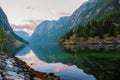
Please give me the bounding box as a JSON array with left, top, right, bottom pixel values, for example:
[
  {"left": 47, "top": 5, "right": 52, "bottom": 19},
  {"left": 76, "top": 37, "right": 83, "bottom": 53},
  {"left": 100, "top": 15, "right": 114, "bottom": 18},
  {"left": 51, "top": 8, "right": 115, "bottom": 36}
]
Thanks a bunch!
[
  {"left": 17, "top": 50, "right": 45, "bottom": 67},
  {"left": 11, "top": 24, "right": 34, "bottom": 30},
  {"left": 11, "top": 19, "right": 44, "bottom": 30},
  {"left": 57, "top": 12, "right": 71, "bottom": 16},
  {"left": 52, "top": 10, "right": 71, "bottom": 17},
  {"left": 55, "top": 65, "right": 76, "bottom": 72},
  {"left": 24, "top": 19, "right": 44, "bottom": 26}
]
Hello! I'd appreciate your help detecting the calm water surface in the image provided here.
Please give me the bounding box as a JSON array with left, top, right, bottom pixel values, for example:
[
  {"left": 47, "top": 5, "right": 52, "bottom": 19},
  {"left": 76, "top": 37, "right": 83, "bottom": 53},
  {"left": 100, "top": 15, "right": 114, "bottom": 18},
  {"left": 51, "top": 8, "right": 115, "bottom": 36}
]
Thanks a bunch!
[{"left": 14, "top": 44, "right": 120, "bottom": 80}]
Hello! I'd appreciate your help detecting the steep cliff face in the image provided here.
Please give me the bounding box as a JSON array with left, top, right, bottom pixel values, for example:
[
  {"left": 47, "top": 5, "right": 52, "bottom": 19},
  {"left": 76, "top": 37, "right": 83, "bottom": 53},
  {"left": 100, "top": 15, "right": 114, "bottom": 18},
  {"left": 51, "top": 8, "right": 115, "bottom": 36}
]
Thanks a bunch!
[
  {"left": 0, "top": 7, "right": 28, "bottom": 52},
  {"left": 0, "top": 7, "right": 13, "bottom": 32},
  {"left": 29, "top": 16, "right": 69, "bottom": 44}
]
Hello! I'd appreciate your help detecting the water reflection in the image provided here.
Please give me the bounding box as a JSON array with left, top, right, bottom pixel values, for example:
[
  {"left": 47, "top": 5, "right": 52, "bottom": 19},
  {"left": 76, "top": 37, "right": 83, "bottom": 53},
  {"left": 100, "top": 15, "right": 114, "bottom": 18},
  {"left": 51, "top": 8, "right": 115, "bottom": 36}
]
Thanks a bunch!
[
  {"left": 60, "top": 45, "right": 120, "bottom": 80},
  {"left": 16, "top": 50, "right": 45, "bottom": 67},
  {"left": 15, "top": 44, "right": 96, "bottom": 80},
  {"left": 15, "top": 44, "right": 120, "bottom": 80}
]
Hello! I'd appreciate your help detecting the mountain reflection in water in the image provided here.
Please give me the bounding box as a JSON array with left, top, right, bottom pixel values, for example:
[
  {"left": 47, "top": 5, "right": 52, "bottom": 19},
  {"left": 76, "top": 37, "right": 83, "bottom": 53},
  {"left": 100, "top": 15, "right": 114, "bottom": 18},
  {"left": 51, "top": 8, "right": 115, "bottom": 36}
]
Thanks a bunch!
[{"left": 14, "top": 44, "right": 120, "bottom": 80}]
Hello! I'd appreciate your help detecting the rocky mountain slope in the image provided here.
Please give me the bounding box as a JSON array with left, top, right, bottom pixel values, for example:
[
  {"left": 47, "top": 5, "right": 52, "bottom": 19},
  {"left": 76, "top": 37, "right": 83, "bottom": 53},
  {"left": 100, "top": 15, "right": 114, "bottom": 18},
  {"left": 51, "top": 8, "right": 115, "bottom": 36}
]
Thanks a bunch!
[
  {"left": 67, "top": 0, "right": 120, "bottom": 28},
  {"left": 29, "top": 16, "right": 69, "bottom": 44},
  {"left": 30, "top": 0, "right": 120, "bottom": 45},
  {"left": 58, "top": 0, "right": 120, "bottom": 38},
  {"left": 0, "top": 7, "right": 28, "bottom": 52},
  {"left": 59, "top": 0, "right": 120, "bottom": 44},
  {"left": 15, "top": 31, "right": 30, "bottom": 41}
]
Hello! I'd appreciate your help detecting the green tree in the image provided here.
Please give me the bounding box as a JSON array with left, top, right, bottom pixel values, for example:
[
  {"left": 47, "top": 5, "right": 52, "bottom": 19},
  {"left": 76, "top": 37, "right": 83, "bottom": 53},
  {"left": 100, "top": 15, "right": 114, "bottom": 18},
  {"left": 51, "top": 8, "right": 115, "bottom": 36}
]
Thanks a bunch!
[
  {"left": 107, "top": 20, "right": 117, "bottom": 37},
  {"left": 0, "top": 28, "right": 8, "bottom": 51},
  {"left": 75, "top": 26, "right": 83, "bottom": 37}
]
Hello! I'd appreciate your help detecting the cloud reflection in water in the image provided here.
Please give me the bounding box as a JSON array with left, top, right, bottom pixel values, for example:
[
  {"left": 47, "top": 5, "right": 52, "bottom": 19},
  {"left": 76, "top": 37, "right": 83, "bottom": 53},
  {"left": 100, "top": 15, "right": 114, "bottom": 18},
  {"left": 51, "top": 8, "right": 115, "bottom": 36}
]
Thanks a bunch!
[
  {"left": 16, "top": 50, "right": 77, "bottom": 73},
  {"left": 16, "top": 47, "right": 95, "bottom": 80}
]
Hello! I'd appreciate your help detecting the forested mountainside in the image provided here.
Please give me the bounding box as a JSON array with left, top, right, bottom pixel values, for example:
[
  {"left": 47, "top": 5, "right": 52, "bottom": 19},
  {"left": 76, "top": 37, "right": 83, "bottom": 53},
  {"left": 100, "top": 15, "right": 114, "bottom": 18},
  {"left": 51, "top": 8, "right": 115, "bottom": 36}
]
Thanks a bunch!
[
  {"left": 59, "top": 1, "right": 120, "bottom": 44},
  {"left": 0, "top": 7, "right": 28, "bottom": 52}
]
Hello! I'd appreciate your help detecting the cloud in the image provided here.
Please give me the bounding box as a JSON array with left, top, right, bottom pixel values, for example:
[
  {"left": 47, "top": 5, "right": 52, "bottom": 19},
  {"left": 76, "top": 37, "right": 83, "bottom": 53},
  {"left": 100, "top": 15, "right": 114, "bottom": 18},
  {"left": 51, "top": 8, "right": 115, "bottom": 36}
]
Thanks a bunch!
[
  {"left": 11, "top": 24, "right": 34, "bottom": 35},
  {"left": 51, "top": 10, "right": 71, "bottom": 18},
  {"left": 17, "top": 50, "right": 45, "bottom": 67},
  {"left": 11, "top": 24, "right": 34, "bottom": 30},
  {"left": 10, "top": 19, "right": 44, "bottom": 35},
  {"left": 11, "top": 19, "right": 44, "bottom": 30},
  {"left": 26, "top": 6, "right": 36, "bottom": 10},
  {"left": 55, "top": 65, "right": 76, "bottom": 72},
  {"left": 57, "top": 12, "right": 71, "bottom": 16},
  {"left": 24, "top": 19, "right": 44, "bottom": 26}
]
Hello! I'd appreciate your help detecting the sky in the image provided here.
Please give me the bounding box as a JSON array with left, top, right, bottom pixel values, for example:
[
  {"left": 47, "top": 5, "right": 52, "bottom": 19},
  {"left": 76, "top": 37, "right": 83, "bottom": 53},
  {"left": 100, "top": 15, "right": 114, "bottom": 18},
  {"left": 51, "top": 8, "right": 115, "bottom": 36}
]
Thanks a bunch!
[{"left": 0, "top": 0, "right": 87, "bottom": 35}]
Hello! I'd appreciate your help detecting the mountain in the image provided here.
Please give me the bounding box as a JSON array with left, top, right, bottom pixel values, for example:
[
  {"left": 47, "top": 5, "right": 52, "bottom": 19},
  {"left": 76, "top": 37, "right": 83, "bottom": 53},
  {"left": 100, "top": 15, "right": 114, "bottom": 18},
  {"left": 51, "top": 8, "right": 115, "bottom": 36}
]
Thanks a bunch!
[
  {"left": 69, "top": 0, "right": 120, "bottom": 27},
  {"left": 15, "top": 31, "right": 30, "bottom": 41},
  {"left": 29, "top": 16, "right": 69, "bottom": 44},
  {"left": 59, "top": 0, "right": 120, "bottom": 44},
  {"left": 60, "top": 0, "right": 120, "bottom": 33},
  {"left": 0, "top": 7, "right": 28, "bottom": 52},
  {"left": 29, "top": 0, "right": 120, "bottom": 45}
]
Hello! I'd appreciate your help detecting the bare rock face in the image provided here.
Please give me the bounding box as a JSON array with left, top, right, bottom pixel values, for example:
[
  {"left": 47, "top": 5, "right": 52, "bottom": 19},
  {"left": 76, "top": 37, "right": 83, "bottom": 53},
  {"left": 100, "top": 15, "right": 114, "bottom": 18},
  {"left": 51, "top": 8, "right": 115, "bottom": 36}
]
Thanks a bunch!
[{"left": 29, "top": 16, "right": 69, "bottom": 44}]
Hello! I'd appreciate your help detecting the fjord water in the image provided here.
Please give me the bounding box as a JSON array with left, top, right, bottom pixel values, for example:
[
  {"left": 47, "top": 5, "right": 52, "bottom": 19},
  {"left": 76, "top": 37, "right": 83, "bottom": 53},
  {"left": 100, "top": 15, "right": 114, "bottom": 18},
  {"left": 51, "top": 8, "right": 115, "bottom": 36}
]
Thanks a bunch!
[{"left": 14, "top": 44, "right": 120, "bottom": 80}]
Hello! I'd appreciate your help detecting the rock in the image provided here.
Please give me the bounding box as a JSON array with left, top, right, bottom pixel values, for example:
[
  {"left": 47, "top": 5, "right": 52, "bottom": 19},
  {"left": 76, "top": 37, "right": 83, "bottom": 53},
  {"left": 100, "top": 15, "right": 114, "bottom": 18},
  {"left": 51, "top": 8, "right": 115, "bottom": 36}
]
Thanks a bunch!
[
  {"left": 49, "top": 73, "right": 54, "bottom": 76},
  {"left": 4, "top": 71, "right": 18, "bottom": 76},
  {"left": 0, "top": 74, "right": 2, "bottom": 80},
  {"left": 6, "top": 59, "right": 13, "bottom": 65},
  {"left": 24, "top": 74, "right": 31, "bottom": 80},
  {"left": 0, "top": 61, "right": 6, "bottom": 70},
  {"left": 3, "top": 71, "right": 24, "bottom": 80},
  {"left": 115, "top": 39, "right": 120, "bottom": 44},
  {"left": 0, "top": 55, "right": 7, "bottom": 60},
  {"left": 34, "top": 77, "right": 42, "bottom": 80},
  {"left": 23, "top": 69, "right": 28, "bottom": 72},
  {"left": 14, "top": 67, "right": 23, "bottom": 73},
  {"left": 3, "top": 76, "right": 23, "bottom": 80},
  {"left": 5, "top": 59, "right": 15, "bottom": 71}
]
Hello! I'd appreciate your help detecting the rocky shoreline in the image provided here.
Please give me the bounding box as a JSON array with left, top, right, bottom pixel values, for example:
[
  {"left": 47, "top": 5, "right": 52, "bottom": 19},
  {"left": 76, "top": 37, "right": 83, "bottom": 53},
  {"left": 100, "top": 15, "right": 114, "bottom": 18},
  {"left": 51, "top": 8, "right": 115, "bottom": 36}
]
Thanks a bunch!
[
  {"left": 59, "top": 40, "right": 120, "bottom": 46},
  {"left": 0, "top": 52, "right": 59, "bottom": 80}
]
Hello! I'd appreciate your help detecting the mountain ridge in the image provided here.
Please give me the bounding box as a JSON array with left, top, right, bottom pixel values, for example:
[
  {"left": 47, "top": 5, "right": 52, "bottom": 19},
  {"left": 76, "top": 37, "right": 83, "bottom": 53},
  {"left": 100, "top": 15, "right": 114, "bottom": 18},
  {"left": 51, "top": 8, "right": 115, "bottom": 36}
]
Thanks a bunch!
[
  {"left": 15, "top": 31, "right": 30, "bottom": 41},
  {"left": 0, "top": 7, "right": 28, "bottom": 52},
  {"left": 29, "top": 0, "right": 120, "bottom": 45},
  {"left": 59, "top": 5, "right": 120, "bottom": 44},
  {"left": 29, "top": 16, "right": 69, "bottom": 44}
]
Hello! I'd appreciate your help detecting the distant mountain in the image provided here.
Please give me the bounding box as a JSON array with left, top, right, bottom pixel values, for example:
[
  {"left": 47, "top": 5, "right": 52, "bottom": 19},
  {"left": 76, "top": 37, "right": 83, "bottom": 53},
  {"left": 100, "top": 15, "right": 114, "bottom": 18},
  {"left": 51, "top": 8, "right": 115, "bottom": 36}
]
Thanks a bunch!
[
  {"left": 29, "top": 0, "right": 120, "bottom": 45},
  {"left": 15, "top": 31, "right": 30, "bottom": 41},
  {"left": 0, "top": 7, "right": 28, "bottom": 52},
  {"left": 29, "top": 16, "right": 69, "bottom": 44}
]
